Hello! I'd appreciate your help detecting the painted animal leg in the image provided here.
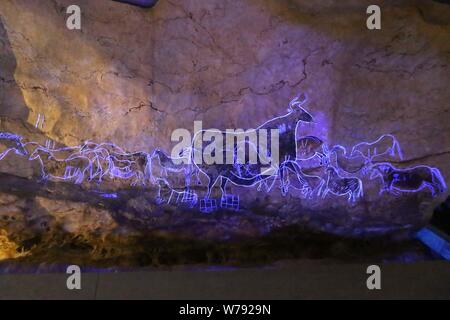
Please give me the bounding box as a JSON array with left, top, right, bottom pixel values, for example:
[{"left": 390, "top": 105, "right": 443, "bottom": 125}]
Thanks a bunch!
[
  {"left": 184, "top": 167, "right": 192, "bottom": 192},
  {"left": 321, "top": 187, "right": 329, "bottom": 199},
  {"left": 317, "top": 179, "right": 326, "bottom": 198},
  {"left": 220, "top": 177, "right": 228, "bottom": 198},
  {"left": 74, "top": 169, "right": 84, "bottom": 184},
  {"left": 278, "top": 165, "right": 290, "bottom": 196},
  {"left": 205, "top": 174, "right": 218, "bottom": 199},
  {"left": 348, "top": 192, "right": 353, "bottom": 203},
  {"left": 424, "top": 182, "right": 437, "bottom": 197},
  {"left": 155, "top": 179, "right": 167, "bottom": 204}
]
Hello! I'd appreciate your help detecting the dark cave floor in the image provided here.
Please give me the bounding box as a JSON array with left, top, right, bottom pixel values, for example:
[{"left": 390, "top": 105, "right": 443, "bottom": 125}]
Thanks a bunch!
[{"left": 0, "top": 173, "right": 439, "bottom": 273}]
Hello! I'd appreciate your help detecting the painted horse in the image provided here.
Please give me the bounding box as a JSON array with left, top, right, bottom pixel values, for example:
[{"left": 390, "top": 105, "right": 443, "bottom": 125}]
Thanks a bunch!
[
  {"left": 370, "top": 162, "right": 446, "bottom": 197},
  {"left": 351, "top": 134, "right": 403, "bottom": 162},
  {"left": 29, "top": 147, "right": 92, "bottom": 184},
  {"left": 106, "top": 152, "right": 150, "bottom": 186},
  {"left": 147, "top": 148, "right": 201, "bottom": 205},
  {"left": 322, "top": 166, "right": 364, "bottom": 203},
  {"left": 282, "top": 160, "right": 325, "bottom": 198}
]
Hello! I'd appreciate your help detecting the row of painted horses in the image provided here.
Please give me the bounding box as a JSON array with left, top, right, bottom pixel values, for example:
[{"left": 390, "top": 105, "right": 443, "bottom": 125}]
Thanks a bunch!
[{"left": 0, "top": 95, "right": 447, "bottom": 209}]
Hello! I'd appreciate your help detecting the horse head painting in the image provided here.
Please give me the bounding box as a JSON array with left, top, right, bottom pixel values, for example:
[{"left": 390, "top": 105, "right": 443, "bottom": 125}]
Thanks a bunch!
[{"left": 0, "top": 132, "right": 28, "bottom": 160}]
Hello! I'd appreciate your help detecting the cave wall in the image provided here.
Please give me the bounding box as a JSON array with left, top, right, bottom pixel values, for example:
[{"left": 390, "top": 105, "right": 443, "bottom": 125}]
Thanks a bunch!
[
  {"left": 0, "top": 0, "right": 449, "bottom": 266},
  {"left": 0, "top": 0, "right": 448, "bottom": 155}
]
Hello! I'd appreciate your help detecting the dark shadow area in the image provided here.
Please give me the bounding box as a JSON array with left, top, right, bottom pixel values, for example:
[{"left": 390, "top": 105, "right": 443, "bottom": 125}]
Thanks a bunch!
[
  {"left": 434, "top": 0, "right": 450, "bottom": 4},
  {"left": 431, "top": 196, "right": 450, "bottom": 235},
  {"left": 0, "top": 172, "right": 434, "bottom": 274}
]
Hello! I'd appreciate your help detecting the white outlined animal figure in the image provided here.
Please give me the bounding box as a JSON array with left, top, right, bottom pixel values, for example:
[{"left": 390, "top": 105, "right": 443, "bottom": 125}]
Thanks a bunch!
[
  {"left": 296, "top": 136, "right": 326, "bottom": 162},
  {"left": 29, "top": 147, "right": 92, "bottom": 184},
  {"left": 282, "top": 160, "right": 325, "bottom": 199},
  {"left": 107, "top": 152, "right": 150, "bottom": 187},
  {"left": 369, "top": 163, "right": 446, "bottom": 197},
  {"left": 322, "top": 166, "right": 363, "bottom": 203},
  {"left": 148, "top": 148, "right": 195, "bottom": 191},
  {"left": 153, "top": 177, "right": 198, "bottom": 207},
  {"left": 188, "top": 95, "right": 314, "bottom": 199},
  {"left": 0, "top": 132, "right": 28, "bottom": 159},
  {"left": 77, "top": 142, "right": 151, "bottom": 186},
  {"left": 351, "top": 134, "right": 403, "bottom": 161},
  {"left": 327, "top": 145, "right": 367, "bottom": 174}
]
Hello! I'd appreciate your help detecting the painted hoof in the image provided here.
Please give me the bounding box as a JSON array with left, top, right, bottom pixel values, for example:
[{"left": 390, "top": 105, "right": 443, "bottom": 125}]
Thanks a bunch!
[
  {"left": 220, "top": 194, "right": 240, "bottom": 211},
  {"left": 200, "top": 198, "right": 217, "bottom": 213}
]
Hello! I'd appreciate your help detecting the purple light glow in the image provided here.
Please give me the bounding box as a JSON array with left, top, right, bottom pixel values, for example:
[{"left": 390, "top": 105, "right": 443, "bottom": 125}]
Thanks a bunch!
[
  {"left": 112, "top": 0, "right": 159, "bottom": 8},
  {"left": 0, "top": 95, "right": 447, "bottom": 214}
]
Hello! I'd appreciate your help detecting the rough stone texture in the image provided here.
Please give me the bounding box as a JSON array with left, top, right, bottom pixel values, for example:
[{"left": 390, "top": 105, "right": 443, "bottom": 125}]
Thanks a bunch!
[
  {"left": 0, "top": 0, "right": 449, "bottom": 267},
  {"left": 0, "top": 0, "right": 449, "bottom": 151}
]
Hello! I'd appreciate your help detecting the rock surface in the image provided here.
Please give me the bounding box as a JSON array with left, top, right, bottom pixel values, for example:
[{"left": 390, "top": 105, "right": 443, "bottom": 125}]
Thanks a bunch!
[{"left": 0, "top": 0, "right": 449, "bottom": 267}]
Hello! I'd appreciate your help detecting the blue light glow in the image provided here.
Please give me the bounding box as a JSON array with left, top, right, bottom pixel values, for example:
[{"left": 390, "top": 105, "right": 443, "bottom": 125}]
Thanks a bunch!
[
  {"left": 416, "top": 227, "right": 450, "bottom": 260},
  {"left": 0, "top": 95, "right": 447, "bottom": 214}
]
